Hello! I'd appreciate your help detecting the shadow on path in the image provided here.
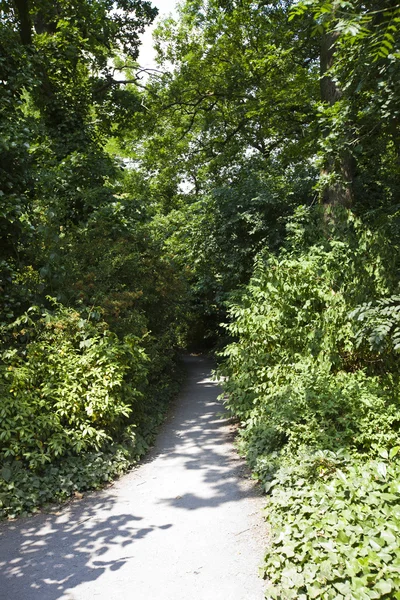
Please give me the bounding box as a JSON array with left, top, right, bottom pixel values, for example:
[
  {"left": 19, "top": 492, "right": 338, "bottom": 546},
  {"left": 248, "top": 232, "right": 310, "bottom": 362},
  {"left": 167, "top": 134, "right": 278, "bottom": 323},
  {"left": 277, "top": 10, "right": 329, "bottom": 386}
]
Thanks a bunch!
[
  {"left": 0, "top": 494, "right": 172, "bottom": 600},
  {"left": 0, "top": 354, "right": 262, "bottom": 600},
  {"left": 148, "top": 354, "right": 260, "bottom": 511}
]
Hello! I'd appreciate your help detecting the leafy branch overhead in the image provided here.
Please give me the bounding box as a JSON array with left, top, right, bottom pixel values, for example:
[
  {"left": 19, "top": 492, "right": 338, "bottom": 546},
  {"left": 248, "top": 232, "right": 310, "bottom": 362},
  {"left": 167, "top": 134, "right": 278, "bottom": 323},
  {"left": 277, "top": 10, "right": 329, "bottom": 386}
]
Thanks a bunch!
[{"left": 290, "top": 0, "right": 400, "bottom": 60}]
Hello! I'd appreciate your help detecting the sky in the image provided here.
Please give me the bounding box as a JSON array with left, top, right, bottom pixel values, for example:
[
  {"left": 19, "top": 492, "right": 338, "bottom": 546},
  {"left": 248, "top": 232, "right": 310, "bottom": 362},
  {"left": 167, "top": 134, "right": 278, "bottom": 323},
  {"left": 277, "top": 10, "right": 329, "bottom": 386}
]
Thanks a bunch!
[{"left": 138, "top": 0, "right": 179, "bottom": 68}]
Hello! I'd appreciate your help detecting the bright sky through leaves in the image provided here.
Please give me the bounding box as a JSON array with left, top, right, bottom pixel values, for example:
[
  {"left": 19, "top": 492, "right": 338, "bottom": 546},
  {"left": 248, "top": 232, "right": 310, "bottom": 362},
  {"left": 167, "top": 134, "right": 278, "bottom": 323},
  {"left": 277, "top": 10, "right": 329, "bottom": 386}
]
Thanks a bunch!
[{"left": 139, "top": 0, "right": 178, "bottom": 68}]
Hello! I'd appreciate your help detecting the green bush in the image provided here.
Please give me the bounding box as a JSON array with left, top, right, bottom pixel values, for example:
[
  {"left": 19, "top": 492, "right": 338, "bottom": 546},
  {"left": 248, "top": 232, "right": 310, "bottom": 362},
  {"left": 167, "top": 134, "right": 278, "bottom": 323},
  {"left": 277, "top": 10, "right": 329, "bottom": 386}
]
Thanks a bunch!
[
  {"left": 0, "top": 301, "right": 148, "bottom": 469},
  {"left": 0, "top": 174, "right": 189, "bottom": 518},
  {"left": 0, "top": 446, "right": 134, "bottom": 519},
  {"left": 218, "top": 209, "right": 400, "bottom": 599},
  {"left": 0, "top": 297, "right": 185, "bottom": 519}
]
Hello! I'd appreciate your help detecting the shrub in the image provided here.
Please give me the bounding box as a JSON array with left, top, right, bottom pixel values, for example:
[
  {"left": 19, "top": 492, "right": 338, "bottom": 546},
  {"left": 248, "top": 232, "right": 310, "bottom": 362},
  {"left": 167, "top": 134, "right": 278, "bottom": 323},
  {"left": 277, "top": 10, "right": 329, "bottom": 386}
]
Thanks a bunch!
[
  {"left": 0, "top": 300, "right": 148, "bottom": 470},
  {"left": 218, "top": 208, "right": 400, "bottom": 598}
]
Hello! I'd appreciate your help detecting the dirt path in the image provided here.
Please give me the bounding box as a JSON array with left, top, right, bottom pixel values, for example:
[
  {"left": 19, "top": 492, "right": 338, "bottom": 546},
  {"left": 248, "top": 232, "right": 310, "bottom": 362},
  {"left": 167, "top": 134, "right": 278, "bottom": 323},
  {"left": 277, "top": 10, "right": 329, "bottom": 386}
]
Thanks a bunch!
[{"left": 0, "top": 355, "right": 267, "bottom": 600}]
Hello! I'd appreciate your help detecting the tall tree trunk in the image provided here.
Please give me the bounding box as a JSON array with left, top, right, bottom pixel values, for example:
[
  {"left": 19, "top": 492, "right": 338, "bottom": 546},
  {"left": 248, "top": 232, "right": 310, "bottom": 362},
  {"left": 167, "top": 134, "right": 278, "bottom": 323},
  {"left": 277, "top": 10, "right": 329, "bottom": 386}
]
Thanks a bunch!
[
  {"left": 320, "top": 31, "right": 355, "bottom": 208},
  {"left": 13, "top": 0, "right": 32, "bottom": 45}
]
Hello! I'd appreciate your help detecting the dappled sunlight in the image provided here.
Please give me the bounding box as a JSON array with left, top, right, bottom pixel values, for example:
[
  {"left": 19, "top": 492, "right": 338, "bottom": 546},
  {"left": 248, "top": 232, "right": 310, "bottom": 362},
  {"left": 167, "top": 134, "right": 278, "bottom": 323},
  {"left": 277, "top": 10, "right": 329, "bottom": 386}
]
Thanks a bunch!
[
  {"left": 147, "top": 355, "right": 259, "bottom": 512},
  {"left": 0, "top": 355, "right": 265, "bottom": 600},
  {"left": 0, "top": 497, "right": 173, "bottom": 600}
]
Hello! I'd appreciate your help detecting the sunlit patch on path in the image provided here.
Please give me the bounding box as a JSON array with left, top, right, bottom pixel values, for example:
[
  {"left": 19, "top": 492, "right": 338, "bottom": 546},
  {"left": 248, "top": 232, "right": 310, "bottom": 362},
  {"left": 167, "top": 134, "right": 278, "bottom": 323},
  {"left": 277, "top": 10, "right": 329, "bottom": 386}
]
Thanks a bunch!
[{"left": 0, "top": 355, "right": 267, "bottom": 600}]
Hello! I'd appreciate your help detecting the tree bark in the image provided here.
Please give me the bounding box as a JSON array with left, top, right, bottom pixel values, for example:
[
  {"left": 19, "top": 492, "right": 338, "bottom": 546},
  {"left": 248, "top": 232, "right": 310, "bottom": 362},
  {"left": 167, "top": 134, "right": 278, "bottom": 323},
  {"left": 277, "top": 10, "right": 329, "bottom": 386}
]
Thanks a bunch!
[
  {"left": 320, "top": 31, "right": 355, "bottom": 208},
  {"left": 13, "top": 0, "right": 32, "bottom": 45}
]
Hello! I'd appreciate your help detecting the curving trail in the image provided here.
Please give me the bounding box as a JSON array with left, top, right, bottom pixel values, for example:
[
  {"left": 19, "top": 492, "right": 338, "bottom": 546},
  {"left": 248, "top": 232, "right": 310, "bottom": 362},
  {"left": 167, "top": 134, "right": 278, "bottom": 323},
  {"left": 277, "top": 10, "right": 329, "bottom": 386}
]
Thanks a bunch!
[{"left": 0, "top": 355, "right": 267, "bottom": 600}]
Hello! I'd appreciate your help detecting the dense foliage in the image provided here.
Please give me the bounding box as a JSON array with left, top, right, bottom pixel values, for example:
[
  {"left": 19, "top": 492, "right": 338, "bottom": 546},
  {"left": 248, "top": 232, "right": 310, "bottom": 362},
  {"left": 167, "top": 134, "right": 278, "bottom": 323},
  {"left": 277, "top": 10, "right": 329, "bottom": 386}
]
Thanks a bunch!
[
  {"left": 2, "top": 0, "right": 400, "bottom": 596},
  {"left": 0, "top": 0, "right": 187, "bottom": 518},
  {"left": 218, "top": 209, "right": 400, "bottom": 596}
]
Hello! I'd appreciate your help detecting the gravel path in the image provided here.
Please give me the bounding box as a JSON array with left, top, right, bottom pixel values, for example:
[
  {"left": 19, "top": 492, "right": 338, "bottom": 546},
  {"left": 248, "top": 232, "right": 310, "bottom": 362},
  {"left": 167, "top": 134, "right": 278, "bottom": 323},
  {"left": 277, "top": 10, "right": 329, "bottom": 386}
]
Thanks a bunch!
[{"left": 0, "top": 355, "right": 267, "bottom": 600}]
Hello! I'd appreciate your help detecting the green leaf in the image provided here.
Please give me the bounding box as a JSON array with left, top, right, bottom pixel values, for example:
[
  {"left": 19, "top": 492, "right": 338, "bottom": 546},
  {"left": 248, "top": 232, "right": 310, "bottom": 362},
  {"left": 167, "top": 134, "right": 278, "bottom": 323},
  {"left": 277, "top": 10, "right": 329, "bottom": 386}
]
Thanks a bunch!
[
  {"left": 374, "top": 579, "right": 393, "bottom": 595},
  {"left": 377, "top": 463, "right": 387, "bottom": 479},
  {"left": 1, "top": 466, "right": 12, "bottom": 482},
  {"left": 390, "top": 447, "right": 400, "bottom": 459},
  {"left": 381, "top": 530, "right": 397, "bottom": 545}
]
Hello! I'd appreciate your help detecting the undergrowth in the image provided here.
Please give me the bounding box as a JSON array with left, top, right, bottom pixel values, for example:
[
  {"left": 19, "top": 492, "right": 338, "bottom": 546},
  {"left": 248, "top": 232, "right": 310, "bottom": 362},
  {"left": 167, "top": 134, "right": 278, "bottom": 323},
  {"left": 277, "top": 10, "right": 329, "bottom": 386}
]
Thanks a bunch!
[
  {"left": 218, "top": 207, "right": 400, "bottom": 599},
  {"left": 0, "top": 301, "right": 183, "bottom": 519}
]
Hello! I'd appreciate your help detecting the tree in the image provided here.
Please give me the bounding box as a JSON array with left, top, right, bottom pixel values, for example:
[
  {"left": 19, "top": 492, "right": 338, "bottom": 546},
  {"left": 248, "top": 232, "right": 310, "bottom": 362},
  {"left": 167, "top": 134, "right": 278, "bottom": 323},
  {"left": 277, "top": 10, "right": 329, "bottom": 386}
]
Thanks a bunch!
[
  {"left": 129, "top": 0, "right": 319, "bottom": 185},
  {"left": 291, "top": 0, "right": 400, "bottom": 208},
  {"left": 113, "top": 0, "right": 322, "bottom": 344}
]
